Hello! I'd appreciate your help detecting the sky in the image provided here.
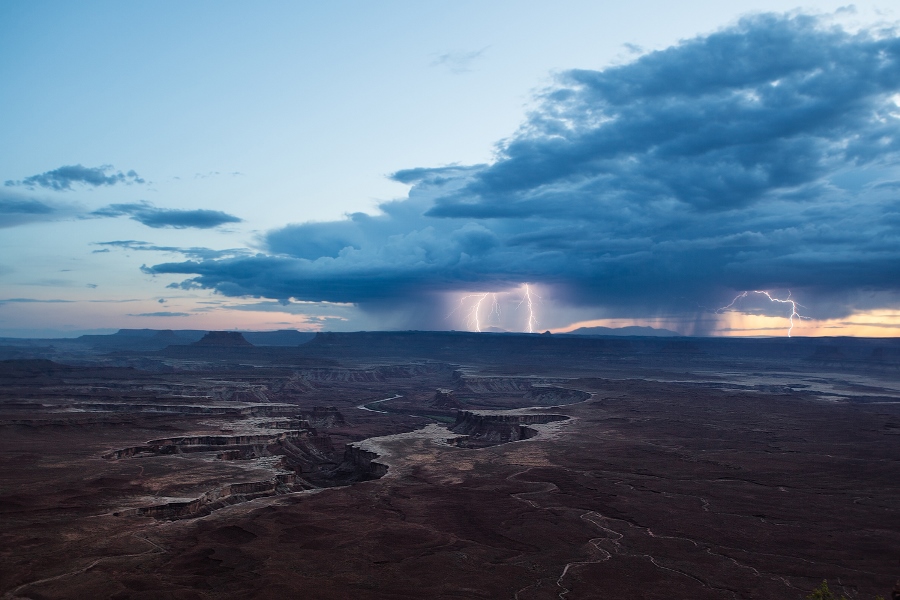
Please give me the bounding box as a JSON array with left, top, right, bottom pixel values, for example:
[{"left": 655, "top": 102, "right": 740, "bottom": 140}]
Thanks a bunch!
[{"left": 2, "top": 1, "right": 900, "bottom": 338}]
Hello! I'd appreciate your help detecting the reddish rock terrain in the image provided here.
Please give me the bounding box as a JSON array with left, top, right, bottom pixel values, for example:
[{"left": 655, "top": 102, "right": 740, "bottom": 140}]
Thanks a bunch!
[{"left": 0, "top": 331, "right": 898, "bottom": 599}]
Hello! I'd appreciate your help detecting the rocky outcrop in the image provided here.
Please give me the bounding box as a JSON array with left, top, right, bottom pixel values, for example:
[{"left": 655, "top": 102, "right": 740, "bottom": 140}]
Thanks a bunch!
[
  {"left": 524, "top": 385, "right": 591, "bottom": 406},
  {"left": 431, "top": 388, "right": 461, "bottom": 409},
  {"left": 78, "top": 403, "right": 244, "bottom": 415},
  {"left": 103, "top": 431, "right": 303, "bottom": 459},
  {"left": 108, "top": 425, "right": 371, "bottom": 519},
  {"left": 278, "top": 375, "right": 317, "bottom": 393},
  {"left": 115, "top": 473, "right": 297, "bottom": 520},
  {"left": 449, "top": 411, "right": 568, "bottom": 448},
  {"left": 278, "top": 432, "right": 337, "bottom": 476},
  {"left": 295, "top": 364, "right": 441, "bottom": 383},
  {"left": 339, "top": 445, "right": 388, "bottom": 480},
  {"left": 70, "top": 400, "right": 297, "bottom": 417},
  {"left": 452, "top": 372, "right": 569, "bottom": 394},
  {"left": 207, "top": 386, "right": 270, "bottom": 402},
  {"left": 241, "top": 404, "right": 301, "bottom": 417},
  {"left": 254, "top": 418, "right": 308, "bottom": 430},
  {"left": 299, "top": 406, "right": 346, "bottom": 428}
]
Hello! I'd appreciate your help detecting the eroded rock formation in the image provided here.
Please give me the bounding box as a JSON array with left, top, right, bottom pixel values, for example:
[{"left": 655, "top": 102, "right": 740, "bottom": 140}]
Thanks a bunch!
[
  {"left": 449, "top": 411, "right": 568, "bottom": 448},
  {"left": 103, "top": 431, "right": 305, "bottom": 459},
  {"left": 524, "top": 385, "right": 591, "bottom": 406},
  {"left": 115, "top": 473, "right": 297, "bottom": 520},
  {"left": 299, "top": 406, "right": 346, "bottom": 428},
  {"left": 431, "top": 388, "right": 460, "bottom": 409}
]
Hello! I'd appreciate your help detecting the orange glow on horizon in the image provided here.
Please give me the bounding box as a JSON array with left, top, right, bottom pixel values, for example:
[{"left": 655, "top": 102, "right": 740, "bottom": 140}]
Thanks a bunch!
[
  {"left": 0, "top": 300, "right": 342, "bottom": 335},
  {"left": 553, "top": 310, "right": 900, "bottom": 338}
]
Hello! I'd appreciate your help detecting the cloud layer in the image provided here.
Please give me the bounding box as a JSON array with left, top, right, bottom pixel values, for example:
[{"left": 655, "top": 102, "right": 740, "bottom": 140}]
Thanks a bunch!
[
  {"left": 95, "top": 240, "right": 250, "bottom": 259},
  {"left": 146, "top": 13, "right": 900, "bottom": 329},
  {"left": 92, "top": 201, "right": 242, "bottom": 229},
  {"left": 0, "top": 191, "right": 83, "bottom": 228},
  {"left": 6, "top": 165, "right": 144, "bottom": 190}
]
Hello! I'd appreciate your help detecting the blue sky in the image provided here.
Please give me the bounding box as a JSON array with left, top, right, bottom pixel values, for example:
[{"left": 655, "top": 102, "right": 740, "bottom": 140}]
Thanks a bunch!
[{"left": 2, "top": 1, "right": 900, "bottom": 337}]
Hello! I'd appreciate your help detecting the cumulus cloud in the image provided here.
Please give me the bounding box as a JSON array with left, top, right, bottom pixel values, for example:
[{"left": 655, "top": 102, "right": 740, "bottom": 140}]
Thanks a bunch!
[
  {"left": 128, "top": 311, "right": 191, "bottom": 317},
  {"left": 92, "top": 201, "right": 242, "bottom": 229},
  {"left": 145, "top": 13, "right": 900, "bottom": 329},
  {"left": 5, "top": 164, "right": 144, "bottom": 190}
]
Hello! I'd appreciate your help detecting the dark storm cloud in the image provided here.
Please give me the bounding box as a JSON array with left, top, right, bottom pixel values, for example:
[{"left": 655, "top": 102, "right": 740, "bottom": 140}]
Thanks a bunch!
[
  {"left": 429, "top": 13, "right": 900, "bottom": 217},
  {"left": 145, "top": 13, "right": 900, "bottom": 325},
  {"left": 5, "top": 165, "right": 144, "bottom": 190},
  {"left": 92, "top": 201, "right": 242, "bottom": 229}
]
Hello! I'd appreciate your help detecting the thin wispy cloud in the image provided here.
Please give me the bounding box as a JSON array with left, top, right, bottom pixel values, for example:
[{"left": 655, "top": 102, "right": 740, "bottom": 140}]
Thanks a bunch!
[
  {"left": 5, "top": 164, "right": 144, "bottom": 191},
  {"left": 0, "top": 298, "right": 75, "bottom": 305},
  {"left": 0, "top": 191, "right": 82, "bottom": 228},
  {"left": 94, "top": 240, "right": 250, "bottom": 259},
  {"left": 2, "top": 192, "right": 241, "bottom": 232},
  {"left": 92, "top": 201, "right": 242, "bottom": 229},
  {"left": 430, "top": 47, "right": 489, "bottom": 74}
]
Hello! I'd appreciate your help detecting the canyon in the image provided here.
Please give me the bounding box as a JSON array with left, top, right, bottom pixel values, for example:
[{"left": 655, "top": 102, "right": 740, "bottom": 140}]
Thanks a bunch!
[{"left": 0, "top": 330, "right": 898, "bottom": 599}]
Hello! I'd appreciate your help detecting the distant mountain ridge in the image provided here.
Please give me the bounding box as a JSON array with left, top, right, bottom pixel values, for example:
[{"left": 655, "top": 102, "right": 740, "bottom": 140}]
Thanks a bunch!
[
  {"left": 74, "top": 329, "right": 317, "bottom": 350},
  {"left": 562, "top": 325, "right": 681, "bottom": 337}
]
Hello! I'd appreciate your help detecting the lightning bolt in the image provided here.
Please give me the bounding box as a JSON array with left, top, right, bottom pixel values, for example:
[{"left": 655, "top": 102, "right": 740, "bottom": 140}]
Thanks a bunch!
[
  {"left": 516, "top": 284, "right": 540, "bottom": 333},
  {"left": 448, "top": 293, "right": 490, "bottom": 332},
  {"left": 717, "top": 290, "right": 809, "bottom": 337},
  {"left": 470, "top": 294, "right": 488, "bottom": 332},
  {"left": 450, "top": 285, "right": 541, "bottom": 333}
]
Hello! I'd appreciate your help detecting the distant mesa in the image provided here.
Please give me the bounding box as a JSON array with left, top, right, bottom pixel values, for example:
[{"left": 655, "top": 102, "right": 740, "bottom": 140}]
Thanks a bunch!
[
  {"left": 242, "top": 330, "right": 316, "bottom": 346},
  {"left": 564, "top": 325, "right": 680, "bottom": 337},
  {"left": 150, "top": 330, "right": 183, "bottom": 343},
  {"left": 114, "top": 328, "right": 164, "bottom": 338},
  {"left": 191, "top": 331, "right": 254, "bottom": 347}
]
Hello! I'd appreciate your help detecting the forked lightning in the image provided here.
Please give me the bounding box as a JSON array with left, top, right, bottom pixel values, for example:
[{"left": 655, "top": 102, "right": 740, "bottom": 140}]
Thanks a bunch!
[
  {"left": 718, "top": 290, "right": 808, "bottom": 337},
  {"left": 515, "top": 284, "right": 540, "bottom": 334},
  {"left": 450, "top": 284, "right": 538, "bottom": 333}
]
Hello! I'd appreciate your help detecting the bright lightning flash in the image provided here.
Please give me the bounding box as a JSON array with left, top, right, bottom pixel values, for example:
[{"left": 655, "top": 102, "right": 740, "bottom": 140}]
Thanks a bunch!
[
  {"left": 447, "top": 293, "right": 490, "bottom": 332},
  {"left": 516, "top": 284, "right": 540, "bottom": 333},
  {"left": 448, "top": 285, "right": 540, "bottom": 333},
  {"left": 718, "top": 290, "right": 809, "bottom": 337}
]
